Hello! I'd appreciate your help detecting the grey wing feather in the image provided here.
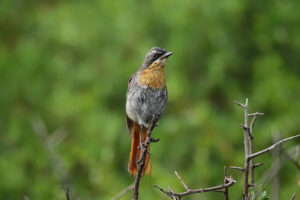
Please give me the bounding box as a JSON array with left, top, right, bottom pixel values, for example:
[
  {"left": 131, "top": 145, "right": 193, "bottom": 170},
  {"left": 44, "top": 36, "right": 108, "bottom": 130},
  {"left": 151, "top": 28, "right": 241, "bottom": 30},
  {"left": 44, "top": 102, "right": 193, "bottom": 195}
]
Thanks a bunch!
[
  {"left": 126, "top": 74, "right": 135, "bottom": 134},
  {"left": 159, "top": 87, "right": 168, "bottom": 117},
  {"left": 126, "top": 115, "right": 133, "bottom": 135}
]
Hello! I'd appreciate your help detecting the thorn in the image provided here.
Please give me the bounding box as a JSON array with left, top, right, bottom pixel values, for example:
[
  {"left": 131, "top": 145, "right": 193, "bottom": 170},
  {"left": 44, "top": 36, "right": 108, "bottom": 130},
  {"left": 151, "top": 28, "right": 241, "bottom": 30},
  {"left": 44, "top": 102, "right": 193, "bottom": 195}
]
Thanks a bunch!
[
  {"left": 242, "top": 125, "right": 248, "bottom": 131},
  {"left": 224, "top": 166, "right": 227, "bottom": 176},
  {"left": 233, "top": 101, "right": 245, "bottom": 108},
  {"left": 150, "top": 138, "right": 160, "bottom": 143},
  {"left": 253, "top": 162, "right": 264, "bottom": 168},
  {"left": 229, "top": 166, "right": 244, "bottom": 171}
]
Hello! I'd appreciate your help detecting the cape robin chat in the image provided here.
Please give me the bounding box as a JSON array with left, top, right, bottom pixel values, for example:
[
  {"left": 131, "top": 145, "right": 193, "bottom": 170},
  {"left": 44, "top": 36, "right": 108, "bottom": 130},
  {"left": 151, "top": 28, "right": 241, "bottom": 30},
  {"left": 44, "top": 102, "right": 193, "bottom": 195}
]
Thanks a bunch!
[{"left": 126, "top": 47, "right": 173, "bottom": 176}]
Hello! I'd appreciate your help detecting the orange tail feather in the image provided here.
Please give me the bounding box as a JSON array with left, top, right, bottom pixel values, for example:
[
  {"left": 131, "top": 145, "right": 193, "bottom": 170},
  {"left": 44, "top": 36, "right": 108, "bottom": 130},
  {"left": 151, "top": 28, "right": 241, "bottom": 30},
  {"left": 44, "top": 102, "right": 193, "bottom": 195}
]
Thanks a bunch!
[
  {"left": 128, "top": 123, "right": 140, "bottom": 176},
  {"left": 142, "top": 127, "right": 151, "bottom": 176},
  {"left": 128, "top": 124, "right": 151, "bottom": 176}
]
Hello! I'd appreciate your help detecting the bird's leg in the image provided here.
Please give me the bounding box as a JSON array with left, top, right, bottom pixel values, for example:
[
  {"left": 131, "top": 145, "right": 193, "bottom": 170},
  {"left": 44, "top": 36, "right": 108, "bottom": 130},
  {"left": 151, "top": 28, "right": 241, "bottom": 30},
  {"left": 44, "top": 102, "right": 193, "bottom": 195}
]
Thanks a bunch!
[
  {"left": 139, "top": 126, "right": 147, "bottom": 152},
  {"left": 138, "top": 126, "right": 151, "bottom": 155}
]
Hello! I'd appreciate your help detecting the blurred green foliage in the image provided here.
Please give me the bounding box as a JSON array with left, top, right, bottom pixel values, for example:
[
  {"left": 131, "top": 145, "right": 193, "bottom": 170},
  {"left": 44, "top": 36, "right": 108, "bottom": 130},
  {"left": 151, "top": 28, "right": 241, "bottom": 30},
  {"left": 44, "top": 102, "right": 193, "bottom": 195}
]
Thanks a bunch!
[{"left": 1, "top": 0, "right": 300, "bottom": 199}]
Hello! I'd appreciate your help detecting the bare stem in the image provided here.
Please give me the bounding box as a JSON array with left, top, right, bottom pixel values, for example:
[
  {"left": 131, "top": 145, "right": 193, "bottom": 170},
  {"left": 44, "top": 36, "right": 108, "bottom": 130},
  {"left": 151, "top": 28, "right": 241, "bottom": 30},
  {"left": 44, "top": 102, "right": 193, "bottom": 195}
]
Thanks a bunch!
[
  {"left": 247, "top": 134, "right": 300, "bottom": 160},
  {"left": 175, "top": 171, "right": 190, "bottom": 191},
  {"left": 132, "top": 116, "right": 160, "bottom": 200},
  {"left": 153, "top": 176, "right": 236, "bottom": 199},
  {"left": 154, "top": 167, "right": 236, "bottom": 200},
  {"left": 234, "top": 99, "right": 264, "bottom": 199},
  {"left": 223, "top": 167, "right": 230, "bottom": 200},
  {"left": 249, "top": 112, "right": 263, "bottom": 186},
  {"left": 234, "top": 99, "right": 250, "bottom": 199}
]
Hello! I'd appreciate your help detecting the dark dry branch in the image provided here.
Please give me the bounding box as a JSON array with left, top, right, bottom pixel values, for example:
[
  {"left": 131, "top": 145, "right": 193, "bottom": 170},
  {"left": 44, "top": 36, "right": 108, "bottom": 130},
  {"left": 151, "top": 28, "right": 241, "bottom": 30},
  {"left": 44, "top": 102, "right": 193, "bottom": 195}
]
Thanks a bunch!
[
  {"left": 174, "top": 171, "right": 190, "bottom": 191},
  {"left": 153, "top": 170, "right": 236, "bottom": 200},
  {"left": 234, "top": 99, "right": 300, "bottom": 199},
  {"left": 247, "top": 134, "right": 300, "bottom": 160},
  {"left": 223, "top": 167, "right": 230, "bottom": 200},
  {"left": 249, "top": 112, "right": 263, "bottom": 186},
  {"left": 111, "top": 184, "right": 134, "bottom": 200},
  {"left": 249, "top": 113, "right": 263, "bottom": 137},
  {"left": 132, "top": 115, "right": 160, "bottom": 200},
  {"left": 234, "top": 99, "right": 251, "bottom": 198}
]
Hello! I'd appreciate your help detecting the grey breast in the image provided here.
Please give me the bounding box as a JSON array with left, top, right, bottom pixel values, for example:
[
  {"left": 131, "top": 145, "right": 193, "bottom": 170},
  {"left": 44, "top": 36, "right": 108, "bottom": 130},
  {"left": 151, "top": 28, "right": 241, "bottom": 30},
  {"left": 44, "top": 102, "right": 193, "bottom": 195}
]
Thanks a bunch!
[{"left": 126, "top": 74, "right": 168, "bottom": 127}]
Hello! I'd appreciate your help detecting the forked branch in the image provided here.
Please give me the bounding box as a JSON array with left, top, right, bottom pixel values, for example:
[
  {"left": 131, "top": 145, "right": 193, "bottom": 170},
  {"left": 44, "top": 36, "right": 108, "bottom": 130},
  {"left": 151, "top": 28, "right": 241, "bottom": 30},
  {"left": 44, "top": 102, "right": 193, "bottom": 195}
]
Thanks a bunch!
[
  {"left": 247, "top": 134, "right": 300, "bottom": 160},
  {"left": 233, "top": 99, "right": 300, "bottom": 199},
  {"left": 153, "top": 169, "right": 236, "bottom": 199}
]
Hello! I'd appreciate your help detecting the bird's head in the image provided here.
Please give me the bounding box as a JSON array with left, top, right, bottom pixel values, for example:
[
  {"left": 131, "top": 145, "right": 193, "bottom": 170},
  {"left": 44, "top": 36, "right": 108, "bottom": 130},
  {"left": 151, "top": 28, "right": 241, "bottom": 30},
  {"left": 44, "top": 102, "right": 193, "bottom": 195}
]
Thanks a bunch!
[{"left": 141, "top": 47, "right": 173, "bottom": 70}]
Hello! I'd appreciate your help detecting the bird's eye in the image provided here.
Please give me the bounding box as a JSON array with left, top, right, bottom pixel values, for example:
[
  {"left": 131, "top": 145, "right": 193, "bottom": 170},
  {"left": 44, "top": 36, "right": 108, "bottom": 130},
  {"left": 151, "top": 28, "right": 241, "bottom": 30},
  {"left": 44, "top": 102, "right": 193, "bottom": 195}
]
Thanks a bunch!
[{"left": 153, "top": 54, "right": 159, "bottom": 59}]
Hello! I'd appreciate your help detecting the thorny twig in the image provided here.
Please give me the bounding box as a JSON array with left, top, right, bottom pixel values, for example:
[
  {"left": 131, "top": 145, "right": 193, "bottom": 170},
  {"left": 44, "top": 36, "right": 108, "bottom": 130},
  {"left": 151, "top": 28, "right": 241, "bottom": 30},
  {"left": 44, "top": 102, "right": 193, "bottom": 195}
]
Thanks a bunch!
[
  {"left": 249, "top": 112, "right": 264, "bottom": 186},
  {"left": 175, "top": 171, "right": 190, "bottom": 192},
  {"left": 233, "top": 99, "right": 300, "bottom": 199},
  {"left": 247, "top": 134, "right": 300, "bottom": 160},
  {"left": 223, "top": 167, "right": 231, "bottom": 200},
  {"left": 132, "top": 115, "right": 160, "bottom": 200},
  {"left": 114, "top": 99, "right": 300, "bottom": 200},
  {"left": 233, "top": 99, "right": 252, "bottom": 198},
  {"left": 153, "top": 169, "right": 236, "bottom": 199}
]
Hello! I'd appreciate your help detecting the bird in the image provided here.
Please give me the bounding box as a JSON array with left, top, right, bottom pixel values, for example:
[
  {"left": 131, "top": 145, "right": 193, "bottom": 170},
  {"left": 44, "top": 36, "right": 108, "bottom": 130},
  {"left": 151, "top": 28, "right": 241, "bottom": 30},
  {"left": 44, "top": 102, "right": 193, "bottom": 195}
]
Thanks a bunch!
[{"left": 126, "top": 47, "right": 173, "bottom": 176}]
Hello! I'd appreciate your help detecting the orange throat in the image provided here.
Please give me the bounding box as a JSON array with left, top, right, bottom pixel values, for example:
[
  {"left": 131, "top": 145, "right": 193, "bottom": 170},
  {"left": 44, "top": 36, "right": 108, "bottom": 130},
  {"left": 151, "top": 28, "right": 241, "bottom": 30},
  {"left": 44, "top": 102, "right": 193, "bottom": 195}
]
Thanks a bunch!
[
  {"left": 139, "top": 59, "right": 167, "bottom": 89},
  {"left": 139, "top": 68, "right": 166, "bottom": 89}
]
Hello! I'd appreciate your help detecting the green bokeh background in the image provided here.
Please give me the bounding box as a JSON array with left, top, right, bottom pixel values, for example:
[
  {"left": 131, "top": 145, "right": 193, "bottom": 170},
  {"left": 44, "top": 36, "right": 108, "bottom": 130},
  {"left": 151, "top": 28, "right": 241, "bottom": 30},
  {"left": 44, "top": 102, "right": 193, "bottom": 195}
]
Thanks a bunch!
[{"left": 1, "top": 0, "right": 300, "bottom": 199}]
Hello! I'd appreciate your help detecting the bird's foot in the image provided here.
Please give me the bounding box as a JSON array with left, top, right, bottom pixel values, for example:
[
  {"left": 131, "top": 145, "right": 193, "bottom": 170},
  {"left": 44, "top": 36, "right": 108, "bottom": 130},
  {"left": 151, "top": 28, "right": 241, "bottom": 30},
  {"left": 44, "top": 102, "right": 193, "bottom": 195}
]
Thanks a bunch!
[
  {"left": 139, "top": 143, "right": 150, "bottom": 154},
  {"left": 150, "top": 137, "right": 160, "bottom": 143}
]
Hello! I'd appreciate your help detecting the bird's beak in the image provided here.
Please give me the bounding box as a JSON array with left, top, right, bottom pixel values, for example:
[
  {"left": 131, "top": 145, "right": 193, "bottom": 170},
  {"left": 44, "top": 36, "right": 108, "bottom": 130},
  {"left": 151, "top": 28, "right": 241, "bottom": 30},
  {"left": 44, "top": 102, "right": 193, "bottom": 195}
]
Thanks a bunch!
[{"left": 160, "top": 52, "right": 173, "bottom": 60}]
